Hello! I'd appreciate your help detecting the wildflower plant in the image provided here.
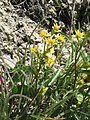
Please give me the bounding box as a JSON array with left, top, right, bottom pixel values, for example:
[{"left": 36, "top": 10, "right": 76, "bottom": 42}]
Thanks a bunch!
[{"left": 0, "top": 22, "right": 90, "bottom": 120}]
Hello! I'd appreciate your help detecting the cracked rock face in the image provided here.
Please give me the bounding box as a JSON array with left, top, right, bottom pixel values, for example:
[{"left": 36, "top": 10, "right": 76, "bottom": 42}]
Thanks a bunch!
[
  {"left": 9, "top": 0, "right": 90, "bottom": 28},
  {"left": 9, "top": 0, "right": 58, "bottom": 30},
  {"left": 0, "top": 0, "right": 42, "bottom": 69}
]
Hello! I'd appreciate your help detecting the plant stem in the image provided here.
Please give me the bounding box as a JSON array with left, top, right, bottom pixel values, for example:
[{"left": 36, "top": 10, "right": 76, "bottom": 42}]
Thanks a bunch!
[
  {"left": 73, "top": 48, "right": 77, "bottom": 90},
  {"left": 9, "top": 94, "right": 32, "bottom": 101},
  {"left": 71, "top": 0, "right": 76, "bottom": 34},
  {"left": 18, "top": 88, "right": 41, "bottom": 119}
]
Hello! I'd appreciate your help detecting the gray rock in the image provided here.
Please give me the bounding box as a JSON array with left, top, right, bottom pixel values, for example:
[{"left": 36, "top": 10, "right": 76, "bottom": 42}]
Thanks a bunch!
[{"left": 0, "top": 0, "right": 42, "bottom": 69}]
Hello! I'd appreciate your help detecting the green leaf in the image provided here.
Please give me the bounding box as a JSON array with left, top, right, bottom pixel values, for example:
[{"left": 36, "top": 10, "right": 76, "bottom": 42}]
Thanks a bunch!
[
  {"left": 48, "top": 69, "right": 61, "bottom": 86},
  {"left": 76, "top": 93, "right": 83, "bottom": 102},
  {"left": 12, "top": 86, "right": 18, "bottom": 94}
]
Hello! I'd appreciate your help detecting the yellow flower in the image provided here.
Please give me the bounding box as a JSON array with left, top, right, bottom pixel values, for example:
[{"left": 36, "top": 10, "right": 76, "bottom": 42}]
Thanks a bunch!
[
  {"left": 45, "top": 55, "right": 55, "bottom": 67},
  {"left": 42, "top": 86, "right": 48, "bottom": 95},
  {"left": 57, "top": 35, "right": 65, "bottom": 42},
  {"left": 87, "top": 67, "right": 90, "bottom": 70},
  {"left": 31, "top": 46, "right": 38, "bottom": 54},
  {"left": 79, "top": 79, "right": 85, "bottom": 85},
  {"left": 78, "top": 101, "right": 81, "bottom": 105},
  {"left": 47, "top": 57, "right": 55, "bottom": 67},
  {"left": 53, "top": 23, "right": 60, "bottom": 31},
  {"left": 40, "top": 30, "right": 47, "bottom": 38},
  {"left": 48, "top": 39, "right": 55, "bottom": 45},
  {"left": 75, "top": 30, "right": 84, "bottom": 39}
]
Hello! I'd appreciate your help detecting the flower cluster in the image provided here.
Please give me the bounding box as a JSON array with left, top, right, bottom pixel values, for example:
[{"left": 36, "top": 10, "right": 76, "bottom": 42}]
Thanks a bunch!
[{"left": 31, "top": 23, "right": 65, "bottom": 67}]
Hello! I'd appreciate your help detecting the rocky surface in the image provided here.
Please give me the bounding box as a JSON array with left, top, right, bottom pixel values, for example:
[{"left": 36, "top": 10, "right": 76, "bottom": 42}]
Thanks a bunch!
[
  {"left": 0, "top": 0, "right": 42, "bottom": 69},
  {"left": 9, "top": 0, "right": 90, "bottom": 29}
]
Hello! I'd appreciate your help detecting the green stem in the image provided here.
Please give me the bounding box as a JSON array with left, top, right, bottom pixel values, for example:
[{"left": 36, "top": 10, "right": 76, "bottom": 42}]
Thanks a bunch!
[
  {"left": 18, "top": 88, "right": 41, "bottom": 119},
  {"left": 9, "top": 94, "right": 32, "bottom": 101},
  {"left": 73, "top": 48, "right": 77, "bottom": 90}
]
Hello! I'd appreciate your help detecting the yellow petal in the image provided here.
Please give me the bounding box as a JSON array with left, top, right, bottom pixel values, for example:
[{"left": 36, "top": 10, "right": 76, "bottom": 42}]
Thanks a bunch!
[
  {"left": 79, "top": 79, "right": 85, "bottom": 85},
  {"left": 75, "top": 30, "right": 84, "bottom": 38},
  {"left": 57, "top": 35, "right": 65, "bottom": 42},
  {"left": 31, "top": 46, "right": 38, "bottom": 53},
  {"left": 53, "top": 23, "right": 60, "bottom": 31},
  {"left": 48, "top": 39, "right": 55, "bottom": 45},
  {"left": 40, "top": 30, "right": 47, "bottom": 38}
]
